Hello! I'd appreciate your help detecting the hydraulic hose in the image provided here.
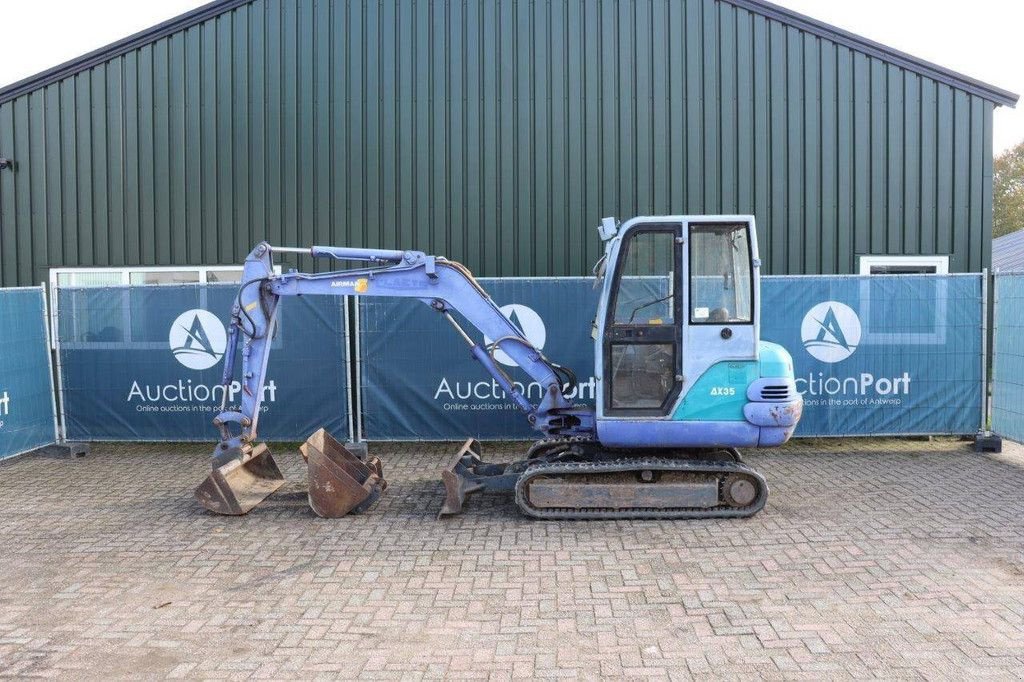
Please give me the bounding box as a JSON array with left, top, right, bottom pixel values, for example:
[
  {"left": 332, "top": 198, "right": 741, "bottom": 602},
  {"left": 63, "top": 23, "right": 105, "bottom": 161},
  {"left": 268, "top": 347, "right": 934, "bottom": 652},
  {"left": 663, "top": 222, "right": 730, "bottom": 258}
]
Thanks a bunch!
[
  {"left": 236, "top": 278, "right": 272, "bottom": 340},
  {"left": 486, "top": 335, "right": 579, "bottom": 398}
]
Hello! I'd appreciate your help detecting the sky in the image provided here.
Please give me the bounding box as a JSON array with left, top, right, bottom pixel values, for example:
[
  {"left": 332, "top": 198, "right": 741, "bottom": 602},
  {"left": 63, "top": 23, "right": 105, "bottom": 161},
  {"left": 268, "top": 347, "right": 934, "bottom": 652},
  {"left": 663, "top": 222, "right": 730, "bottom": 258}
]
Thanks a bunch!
[{"left": 1, "top": 0, "right": 1022, "bottom": 154}]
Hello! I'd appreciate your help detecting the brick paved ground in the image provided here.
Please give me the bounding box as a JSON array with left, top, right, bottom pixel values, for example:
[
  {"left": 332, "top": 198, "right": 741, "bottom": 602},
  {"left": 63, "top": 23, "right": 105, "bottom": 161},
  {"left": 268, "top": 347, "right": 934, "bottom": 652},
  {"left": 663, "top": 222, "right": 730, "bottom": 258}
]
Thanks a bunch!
[{"left": 1, "top": 438, "right": 1024, "bottom": 679}]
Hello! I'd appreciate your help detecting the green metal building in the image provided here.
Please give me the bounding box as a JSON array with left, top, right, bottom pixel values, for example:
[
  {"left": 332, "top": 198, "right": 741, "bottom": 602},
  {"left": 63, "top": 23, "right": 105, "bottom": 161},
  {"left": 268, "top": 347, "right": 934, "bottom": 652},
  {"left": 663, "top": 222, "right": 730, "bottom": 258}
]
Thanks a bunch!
[{"left": 0, "top": 0, "right": 1017, "bottom": 287}]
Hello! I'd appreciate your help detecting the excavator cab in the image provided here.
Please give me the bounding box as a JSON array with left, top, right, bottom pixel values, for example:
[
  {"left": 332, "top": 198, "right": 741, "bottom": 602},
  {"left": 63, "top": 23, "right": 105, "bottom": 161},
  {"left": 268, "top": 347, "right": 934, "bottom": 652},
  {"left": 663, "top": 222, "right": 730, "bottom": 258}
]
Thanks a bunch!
[{"left": 592, "top": 216, "right": 795, "bottom": 450}]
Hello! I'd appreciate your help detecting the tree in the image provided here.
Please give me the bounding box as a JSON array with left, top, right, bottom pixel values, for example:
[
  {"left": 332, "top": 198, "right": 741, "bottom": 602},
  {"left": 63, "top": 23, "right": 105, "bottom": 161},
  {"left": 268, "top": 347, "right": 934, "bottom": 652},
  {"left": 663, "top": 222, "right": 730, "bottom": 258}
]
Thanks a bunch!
[{"left": 994, "top": 141, "right": 1024, "bottom": 238}]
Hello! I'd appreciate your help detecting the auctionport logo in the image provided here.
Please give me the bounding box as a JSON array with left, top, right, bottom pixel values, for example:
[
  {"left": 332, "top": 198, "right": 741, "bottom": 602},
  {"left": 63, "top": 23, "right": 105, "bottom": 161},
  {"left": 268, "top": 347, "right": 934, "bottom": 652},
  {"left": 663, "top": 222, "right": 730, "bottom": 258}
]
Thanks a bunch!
[
  {"left": 484, "top": 304, "right": 547, "bottom": 367},
  {"left": 801, "top": 301, "right": 861, "bottom": 363},
  {"left": 169, "top": 309, "right": 227, "bottom": 370}
]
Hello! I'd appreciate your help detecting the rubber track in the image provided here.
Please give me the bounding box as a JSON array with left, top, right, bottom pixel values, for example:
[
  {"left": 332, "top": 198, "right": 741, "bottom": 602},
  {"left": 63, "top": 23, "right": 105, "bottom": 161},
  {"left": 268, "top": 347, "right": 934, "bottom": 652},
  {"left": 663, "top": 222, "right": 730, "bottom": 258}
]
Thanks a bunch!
[{"left": 514, "top": 457, "right": 768, "bottom": 520}]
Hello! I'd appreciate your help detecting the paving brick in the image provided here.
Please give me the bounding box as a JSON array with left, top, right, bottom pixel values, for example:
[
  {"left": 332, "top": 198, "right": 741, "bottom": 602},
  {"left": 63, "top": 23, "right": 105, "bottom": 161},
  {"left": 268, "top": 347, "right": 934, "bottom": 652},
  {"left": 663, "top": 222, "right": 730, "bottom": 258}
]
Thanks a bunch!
[{"left": 1, "top": 438, "right": 1024, "bottom": 678}]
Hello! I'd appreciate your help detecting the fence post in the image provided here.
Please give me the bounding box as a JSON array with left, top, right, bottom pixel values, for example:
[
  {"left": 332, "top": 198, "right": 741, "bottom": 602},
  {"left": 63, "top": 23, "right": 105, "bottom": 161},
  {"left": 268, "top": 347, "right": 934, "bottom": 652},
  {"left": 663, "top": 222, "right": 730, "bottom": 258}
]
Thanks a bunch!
[
  {"left": 49, "top": 283, "right": 69, "bottom": 443},
  {"left": 354, "top": 299, "right": 364, "bottom": 443},
  {"left": 975, "top": 271, "right": 1003, "bottom": 453},
  {"left": 41, "top": 283, "right": 61, "bottom": 444},
  {"left": 981, "top": 269, "right": 989, "bottom": 434},
  {"left": 343, "top": 296, "right": 355, "bottom": 443}
]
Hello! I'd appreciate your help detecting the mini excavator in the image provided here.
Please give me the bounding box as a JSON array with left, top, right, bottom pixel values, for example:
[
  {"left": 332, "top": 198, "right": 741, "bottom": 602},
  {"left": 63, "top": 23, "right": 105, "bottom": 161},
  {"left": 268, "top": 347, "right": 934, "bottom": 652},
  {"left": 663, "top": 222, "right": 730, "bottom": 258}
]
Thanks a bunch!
[{"left": 195, "top": 216, "right": 802, "bottom": 520}]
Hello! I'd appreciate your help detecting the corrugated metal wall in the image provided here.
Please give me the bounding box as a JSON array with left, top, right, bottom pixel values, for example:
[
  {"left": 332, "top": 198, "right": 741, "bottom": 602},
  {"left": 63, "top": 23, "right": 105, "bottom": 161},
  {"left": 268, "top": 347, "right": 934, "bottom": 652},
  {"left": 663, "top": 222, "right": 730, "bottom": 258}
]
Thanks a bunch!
[{"left": 0, "top": 0, "right": 996, "bottom": 286}]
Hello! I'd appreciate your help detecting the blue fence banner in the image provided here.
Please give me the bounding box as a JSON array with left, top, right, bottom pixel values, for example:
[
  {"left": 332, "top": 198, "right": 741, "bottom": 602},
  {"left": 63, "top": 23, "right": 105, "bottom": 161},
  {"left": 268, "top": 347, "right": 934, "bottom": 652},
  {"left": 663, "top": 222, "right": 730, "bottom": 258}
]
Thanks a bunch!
[
  {"left": 358, "top": 275, "right": 983, "bottom": 440},
  {"left": 359, "top": 279, "right": 600, "bottom": 440},
  {"left": 993, "top": 274, "right": 1024, "bottom": 444},
  {"left": 765, "top": 275, "right": 982, "bottom": 437},
  {"left": 56, "top": 285, "right": 350, "bottom": 442},
  {"left": 0, "top": 287, "right": 56, "bottom": 459}
]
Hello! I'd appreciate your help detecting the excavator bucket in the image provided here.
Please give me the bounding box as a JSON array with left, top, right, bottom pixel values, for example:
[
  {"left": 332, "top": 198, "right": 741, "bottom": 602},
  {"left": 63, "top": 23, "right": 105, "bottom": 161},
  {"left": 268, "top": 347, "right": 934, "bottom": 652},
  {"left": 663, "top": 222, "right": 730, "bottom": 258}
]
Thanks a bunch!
[
  {"left": 300, "top": 429, "right": 387, "bottom": 518},
  {"left": 194, "top": 443, "right": 286, "bottom": 515}
]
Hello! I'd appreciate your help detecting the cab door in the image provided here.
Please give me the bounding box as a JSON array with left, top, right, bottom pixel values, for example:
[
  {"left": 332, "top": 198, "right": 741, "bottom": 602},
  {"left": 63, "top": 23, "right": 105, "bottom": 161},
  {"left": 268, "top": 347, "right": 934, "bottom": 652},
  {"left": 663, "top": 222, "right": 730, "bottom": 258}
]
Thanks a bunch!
[
  {"left": 601, "top": 222, "right": 683, "bottom": 416},
  {"left": 682, "top": 217, "right": 760, "bottom": 386}
]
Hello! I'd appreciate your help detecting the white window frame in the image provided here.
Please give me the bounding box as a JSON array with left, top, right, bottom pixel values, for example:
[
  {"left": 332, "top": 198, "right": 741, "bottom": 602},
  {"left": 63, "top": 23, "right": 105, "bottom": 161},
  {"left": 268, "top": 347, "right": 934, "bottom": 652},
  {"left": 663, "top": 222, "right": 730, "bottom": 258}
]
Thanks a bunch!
[
  {"left": 47, "top": 265, "right": 277, "bottom": 349},
  {"left": 857, "top": 256, "right": 949, "bottom": 346},
  {"left": 858, "top": 255, "right": 949, "bottom": 275},
  {"left": 49, "top": 265, "right": 248, "bottom": 289}
]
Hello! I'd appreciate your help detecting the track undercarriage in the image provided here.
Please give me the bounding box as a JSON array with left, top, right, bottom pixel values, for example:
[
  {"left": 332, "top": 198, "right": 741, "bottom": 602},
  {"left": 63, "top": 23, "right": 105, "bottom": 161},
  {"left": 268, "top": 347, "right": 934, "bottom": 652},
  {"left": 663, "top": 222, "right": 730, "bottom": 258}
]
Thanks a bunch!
[{"left": 440, "top": 438, "right": 768, "bottom": 520}]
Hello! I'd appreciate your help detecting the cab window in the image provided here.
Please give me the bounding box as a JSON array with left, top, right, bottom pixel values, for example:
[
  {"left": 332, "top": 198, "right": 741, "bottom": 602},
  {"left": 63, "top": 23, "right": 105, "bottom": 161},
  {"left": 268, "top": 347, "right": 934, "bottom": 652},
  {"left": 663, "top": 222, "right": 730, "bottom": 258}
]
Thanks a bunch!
[
  {"left": 689, "top": 223, "right": 752, "bottom": 324},
  {"left": 612, "top": 231, "right": 676, "bottom": 325}
]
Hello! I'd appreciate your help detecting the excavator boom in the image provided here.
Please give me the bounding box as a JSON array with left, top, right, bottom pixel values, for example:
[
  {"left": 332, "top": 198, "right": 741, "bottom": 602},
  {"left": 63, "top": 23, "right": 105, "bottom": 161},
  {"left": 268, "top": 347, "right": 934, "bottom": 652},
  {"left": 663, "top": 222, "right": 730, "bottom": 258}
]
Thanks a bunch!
[{"left": 225, "top": 242, "right": 593, "bottom": 442}]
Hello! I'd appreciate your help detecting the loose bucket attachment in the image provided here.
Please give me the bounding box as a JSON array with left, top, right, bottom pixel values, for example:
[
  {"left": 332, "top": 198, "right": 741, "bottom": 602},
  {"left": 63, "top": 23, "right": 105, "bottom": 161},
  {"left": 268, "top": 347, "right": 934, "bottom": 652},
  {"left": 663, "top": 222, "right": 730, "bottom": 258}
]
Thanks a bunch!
[
  {"left": 300, "top": 429, "right": 387, "bottom": 518},
  {"left": 194, "top": 443, "right": 286, "bottom": 515}
]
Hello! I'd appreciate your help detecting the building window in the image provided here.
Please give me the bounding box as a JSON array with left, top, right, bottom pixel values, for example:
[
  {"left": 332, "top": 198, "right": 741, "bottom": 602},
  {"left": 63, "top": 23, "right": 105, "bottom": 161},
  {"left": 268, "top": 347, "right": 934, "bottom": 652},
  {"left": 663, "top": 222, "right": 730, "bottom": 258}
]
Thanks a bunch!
[
  {"left": 857, "top": 255, "right": 950, "bottom": 347},
  {"left": 47, "top": 266, "right": 251, "bottom": 349},
  {"left": 858, "top": 255, "right": 949, "bottom": 275},
  {"left": 50, "top": 265, "right": 245, "bottom": 289}
]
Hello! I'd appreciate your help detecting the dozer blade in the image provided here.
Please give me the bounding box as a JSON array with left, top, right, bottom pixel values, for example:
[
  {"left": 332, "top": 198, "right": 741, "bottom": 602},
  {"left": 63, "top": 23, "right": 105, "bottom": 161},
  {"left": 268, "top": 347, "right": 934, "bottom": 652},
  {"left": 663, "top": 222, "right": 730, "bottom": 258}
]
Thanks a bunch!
[
  {"left": 439, "top": 438, "right": 485, "bottom": 518},
  {"left": 300, "top": 429, "right": 386, "bottom": 518},
  {"left": 194, "top": 443, "right": 286, "bottom": 515}
]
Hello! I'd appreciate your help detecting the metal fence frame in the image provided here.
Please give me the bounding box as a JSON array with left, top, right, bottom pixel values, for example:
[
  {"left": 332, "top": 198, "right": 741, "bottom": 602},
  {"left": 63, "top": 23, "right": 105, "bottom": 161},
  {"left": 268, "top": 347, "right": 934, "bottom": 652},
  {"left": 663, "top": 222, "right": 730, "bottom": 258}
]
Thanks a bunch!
[
  {"left": 355, "top": 273, "right": 988, "bottom": 442},
  {"left": 0, "top": 271, "right": 997, "bottom": 449},
  {"left": 49, "top": 282, "right": 355, "bottom": 443},
  {"left": 0, "top": 285, "right": 59, "bottom": 459}
]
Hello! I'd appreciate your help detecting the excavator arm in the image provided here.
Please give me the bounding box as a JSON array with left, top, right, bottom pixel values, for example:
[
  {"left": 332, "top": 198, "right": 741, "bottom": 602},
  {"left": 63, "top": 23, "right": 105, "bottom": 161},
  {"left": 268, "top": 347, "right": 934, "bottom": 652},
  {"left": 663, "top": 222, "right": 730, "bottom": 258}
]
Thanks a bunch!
[{"left": 215, "top": 241, "right": 594, "bottom": 451}]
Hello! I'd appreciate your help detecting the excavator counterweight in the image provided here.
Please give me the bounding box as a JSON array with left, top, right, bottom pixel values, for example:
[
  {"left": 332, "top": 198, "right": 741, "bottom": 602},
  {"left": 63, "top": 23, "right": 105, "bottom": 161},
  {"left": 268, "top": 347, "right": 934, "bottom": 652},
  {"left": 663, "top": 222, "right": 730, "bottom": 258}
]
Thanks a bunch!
[{"left": 195, "top": 216, "right": 802, "bottom": 519}]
